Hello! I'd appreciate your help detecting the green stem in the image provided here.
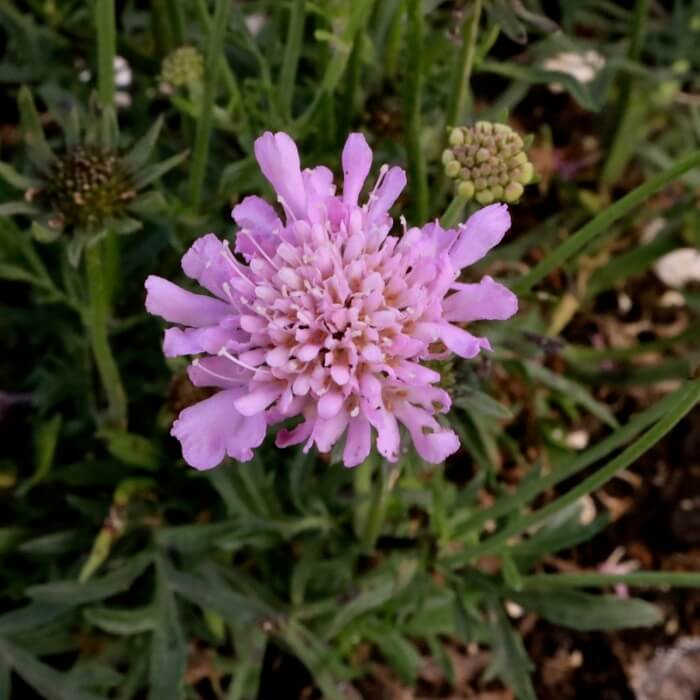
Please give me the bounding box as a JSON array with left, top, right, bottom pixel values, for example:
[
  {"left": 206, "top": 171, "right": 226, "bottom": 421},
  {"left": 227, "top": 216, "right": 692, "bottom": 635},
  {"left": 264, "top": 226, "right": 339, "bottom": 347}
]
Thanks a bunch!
[
  {"left": 96, "top": 0, "right": 116, "bottom": 106},
  {"left": 449, "top": 377, "right": 700, "bottom": 566},
  {"left": 511, "top": 150, "right": 700, "bottom": 295},
  {"left": 193, "top": 0, "right": 251, "bottom": 150},
  {"left": 278, "top": 0, "right": 306, "bottom": 119},
  {"left": 295, "top": 0, "right": 375, "bottom": 132},
  {"left": 602, "top": 0, "right": 649, "bottom": 185},
  {"left": 383, "top": 0, "right": 404, "bottom": 82},
  {"left": 523, "top": 571, "right": 700, "bottom": 589},
  {"left": 361, "top": 460, "right": 392, "bottom": 552},
  {"left": 189, "top": 0, "right": 232, "bottom": 210},
  {"left": 446, "top": 0, "right": 483, "bottom": 128},
  {"left": 85, "top": 239, "right": 128, "bottom": 430},
  {"left": 440, "top": 194, "right": 468, "bottom": 228},
  {"left": 165, "top": 0, "right": 185, "bottom": 46},
  {"left": 405, "top": 0, "right": 428, "bottom": 221}
]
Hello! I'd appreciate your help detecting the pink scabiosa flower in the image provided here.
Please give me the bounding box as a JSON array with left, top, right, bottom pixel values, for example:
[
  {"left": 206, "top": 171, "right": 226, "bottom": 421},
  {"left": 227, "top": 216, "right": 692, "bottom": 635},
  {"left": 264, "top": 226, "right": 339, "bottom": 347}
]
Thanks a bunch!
[{"left": 145, "top": 132, "right": 517, "bottom": 470}]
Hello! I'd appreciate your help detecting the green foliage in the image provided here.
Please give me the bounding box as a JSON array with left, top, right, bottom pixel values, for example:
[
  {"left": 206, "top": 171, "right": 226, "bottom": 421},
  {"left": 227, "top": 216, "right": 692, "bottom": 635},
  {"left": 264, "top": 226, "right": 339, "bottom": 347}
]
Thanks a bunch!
[{"left": 0, "top": 1, "right": 699, "bottom": 699}]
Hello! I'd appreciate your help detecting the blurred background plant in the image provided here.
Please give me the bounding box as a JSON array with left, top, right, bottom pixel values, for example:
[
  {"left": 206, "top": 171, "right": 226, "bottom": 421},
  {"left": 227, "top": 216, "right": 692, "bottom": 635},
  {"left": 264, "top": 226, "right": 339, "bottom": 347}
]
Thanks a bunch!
[{"left": 1, "top": 1, "right": 700, "bottom": 699}]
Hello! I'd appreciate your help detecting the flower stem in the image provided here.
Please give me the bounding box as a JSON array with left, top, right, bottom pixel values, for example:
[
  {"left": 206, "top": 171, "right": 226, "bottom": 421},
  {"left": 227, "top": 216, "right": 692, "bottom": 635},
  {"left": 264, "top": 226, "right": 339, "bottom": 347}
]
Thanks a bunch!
[
  {"left": 96, "top": 0, "right": 116, "bottom": 107},
  {"left": 189, "top": 0, "right": 232, "bottom": 210},
  {"left": 523, "top": 571, "right": 700, "bottom": 590},
  {"left": 440, "top": 194, "right": 468, "bottom": 228},
  {"left": 446, "top": 0, "right": 483, "bottom": 129},
  {"left": 278, "top": 0, "right": 306, "bottom": 119},
  {"left": 601, "top": 0, "right": 649, "bottom": 185},
  {"left": 85, "top": 239, "right": 127, "bottom": 430},
  {"left": 361, "top": 460, "right": 396, "bottom": 552},
  {"left": 404, "top": 0, "right": 428, "bottom": 221},
  {"left": 511, "top": 149, "right": 700, "bottom": 295}
]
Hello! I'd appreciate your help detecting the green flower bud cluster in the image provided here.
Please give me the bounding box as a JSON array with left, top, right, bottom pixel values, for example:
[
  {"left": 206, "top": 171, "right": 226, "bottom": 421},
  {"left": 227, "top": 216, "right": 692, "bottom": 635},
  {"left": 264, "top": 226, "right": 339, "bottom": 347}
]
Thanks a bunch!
[
  {"left": 161, "top": 46, "right": 204, "bottom": 87},
  {"left": 442, "top": 122, "right": 534, "bottom": 205},
  {"left": 45, "top": 146, "right": 134, "bottom": 228}
]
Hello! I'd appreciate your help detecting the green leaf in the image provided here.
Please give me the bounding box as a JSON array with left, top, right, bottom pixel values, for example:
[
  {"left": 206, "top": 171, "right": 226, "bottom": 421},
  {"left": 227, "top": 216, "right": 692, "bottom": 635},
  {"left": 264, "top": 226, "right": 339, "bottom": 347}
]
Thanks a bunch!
[
  {"left": 0, "top": 638, "right": 102, "bottom": 700},
  {"left": 123, "top": 119, "right": 164, "bottom": 171},
  {"left": 0, "top": 202, "right": 41, "bottom": 217},
  {"left": 125, "top": 191, "right": 166, "bottom": 216},
  {"left": 17, "top": 413, "right": 62, "bottom": 496},
  {"left": 523, "top": 360, "right": 619, "bottom": 428},
  {"left": 133, "top": 150, "right": 189, "bottom": 189},
  {"left": 486, "top": 602, "right": 537, "bottom": 700},
  {"left": 326, "top": 560, "right": 418, "bottom": 637},
  {"left": 31, "top": 220, "right": 62, "bottom": 243},
  {"left": 368, "top": 630, "right": 421, "bottom": 685},
  {"left": 19, "top": 530, "right": 88, "bottom": 556},
  {"left": 0, "top": 162, "right": 41, "bottom": 190},
  {"left": 0, "top": 262, "right": 38, "bottom": 284},
  {"left": 512, "top": 513, "right": 609, "bottom": 569},
  {"left": 17, "top": 86, "right": 55, "bottom": 171},
  {"left": 453, "top": 389, "right": 513, "bottom": 420},
  {"left": 227, "top": 625, "right": 266, "bottom": 700},
  {"left": 110, "top": 217, "right": 143, "bottom": 235},
  {"left": 83, "top": 605, "right": 155, "bottom": 635},
  {"left": 0, "top": 655, "right": 9, "bottom": 700},
  {"left": 99, "top": 430, "right": 159, "bottom": 470},
  {"left": 0, "top": 603, "right": 70, "bottom": 637},
  {"left": 148, "top": 559, "right": 186, "bottom": 700},
  {"left": 27, "top": 552, "right": 152, "bottom": 605},
  {"left": 514, "top": 590, "right": 662, "bottom": 631},
  {"left": 155, "top": 521, "right": 238, "bottom": 553},
  {"left": 164, "top": 566, "right": 270, "bottom": 623}
]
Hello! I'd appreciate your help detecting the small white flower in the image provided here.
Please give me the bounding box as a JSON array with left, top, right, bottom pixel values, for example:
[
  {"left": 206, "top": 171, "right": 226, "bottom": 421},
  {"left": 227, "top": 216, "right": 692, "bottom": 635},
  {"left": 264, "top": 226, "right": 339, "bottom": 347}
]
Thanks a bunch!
[
  {"left": 114, "top": 56, "right": 132, "bottom": 88},
  {"left": 543, "top": 51, "right": 605, "bottom": 92},
  {"left": 654, "top": 248, "right": 700, "bottom": 289}
]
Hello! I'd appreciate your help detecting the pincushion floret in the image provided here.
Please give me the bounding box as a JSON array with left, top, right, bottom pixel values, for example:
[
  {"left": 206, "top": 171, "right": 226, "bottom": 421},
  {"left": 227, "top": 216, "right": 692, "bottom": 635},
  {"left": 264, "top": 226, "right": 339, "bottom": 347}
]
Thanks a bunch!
[{"left": 145, "top": 131, "right": 518, "bottom": 469}]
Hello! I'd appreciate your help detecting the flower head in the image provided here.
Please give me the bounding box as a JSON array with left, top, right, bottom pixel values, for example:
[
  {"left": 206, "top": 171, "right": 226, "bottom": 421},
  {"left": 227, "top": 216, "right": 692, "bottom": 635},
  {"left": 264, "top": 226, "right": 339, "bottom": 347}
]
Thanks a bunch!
[
  {"left": 145, "top": 132, "right": 517, "bottom": 470},
  {"left": 443, "top": 122, "right": 534, "bottom": 204},
  {"left": 0, "top": 87, "right": 187, "bottom": 264}
]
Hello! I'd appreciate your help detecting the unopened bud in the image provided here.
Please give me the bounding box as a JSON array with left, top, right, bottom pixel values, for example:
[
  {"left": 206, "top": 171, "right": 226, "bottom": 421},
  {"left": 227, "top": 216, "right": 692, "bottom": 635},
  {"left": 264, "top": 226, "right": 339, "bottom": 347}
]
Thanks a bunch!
[{"left": 443, "top": 121, "right": 535, "bottom": 205}]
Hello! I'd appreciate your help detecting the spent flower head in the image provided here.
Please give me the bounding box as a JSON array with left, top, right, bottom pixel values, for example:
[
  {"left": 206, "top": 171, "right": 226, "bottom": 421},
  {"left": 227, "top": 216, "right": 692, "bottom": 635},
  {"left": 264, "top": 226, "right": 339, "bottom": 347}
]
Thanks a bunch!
[
  {"left": 145, "top": 132, "right": 518, "bottom": 470},
  {"left": 443, "top": 121, "right": 534, "bottom": 204},
  {"left": 0, "top": 87, "right": 187, "bottom": 264}
]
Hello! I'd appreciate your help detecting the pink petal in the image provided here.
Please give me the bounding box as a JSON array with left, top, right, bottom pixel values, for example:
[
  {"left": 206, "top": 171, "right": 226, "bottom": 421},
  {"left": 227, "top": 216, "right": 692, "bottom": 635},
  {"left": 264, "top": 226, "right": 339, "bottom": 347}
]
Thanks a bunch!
[
  {"left": 394, "top": 403, "right": 460, "bottom": 464},
  {"left": 439, "top": 323, "right": 492, "bottom": 359},
  {"left": 367, "top": 166, "right": 406, "bottom": 223},
  {"left": 231, "top": 195, "right": 281, "bottom": 232},
  {"left": 145, "top": 276, "right": 231, "bottom": 327},
  {"left": 171, "top": 389, "right": 266, "bottom": 469},
  {"left": 309, "top": 411, "right": 349, "bottom": 453},
  {"left": 342, "top": 133, "right": 372, "bottom": 206},
  {"left": 318, "top": 391, "right": 345, "bottom": 419},
  {"left": 443, "top": 275, "right": 518, "bottom": 323},
  {"left": 234, "top": 382, "right": 284, "bottom": 416},
  {"left": 276, "top": 417, "right": 314, "bottom": 448},
  {"left": 343, "top": 415, "right": 371, "bottom": 467},
  {"left": 187, "top": 357, "right": 251, "bottom": 388},
  {"left": 253, "top": 132, "right": 307, "bottom": 218},
  {"left": 303, "top": 165, "right": 335, "bottom": 218},
  {"left": 181, "top": 234, "right": 232, "bottom": 299},
  {"left": 364, "top": 402, "right": 400, "bottom": 462},
  {"left": 449, "top": 203, "right": 511, "bottom": 270}
]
